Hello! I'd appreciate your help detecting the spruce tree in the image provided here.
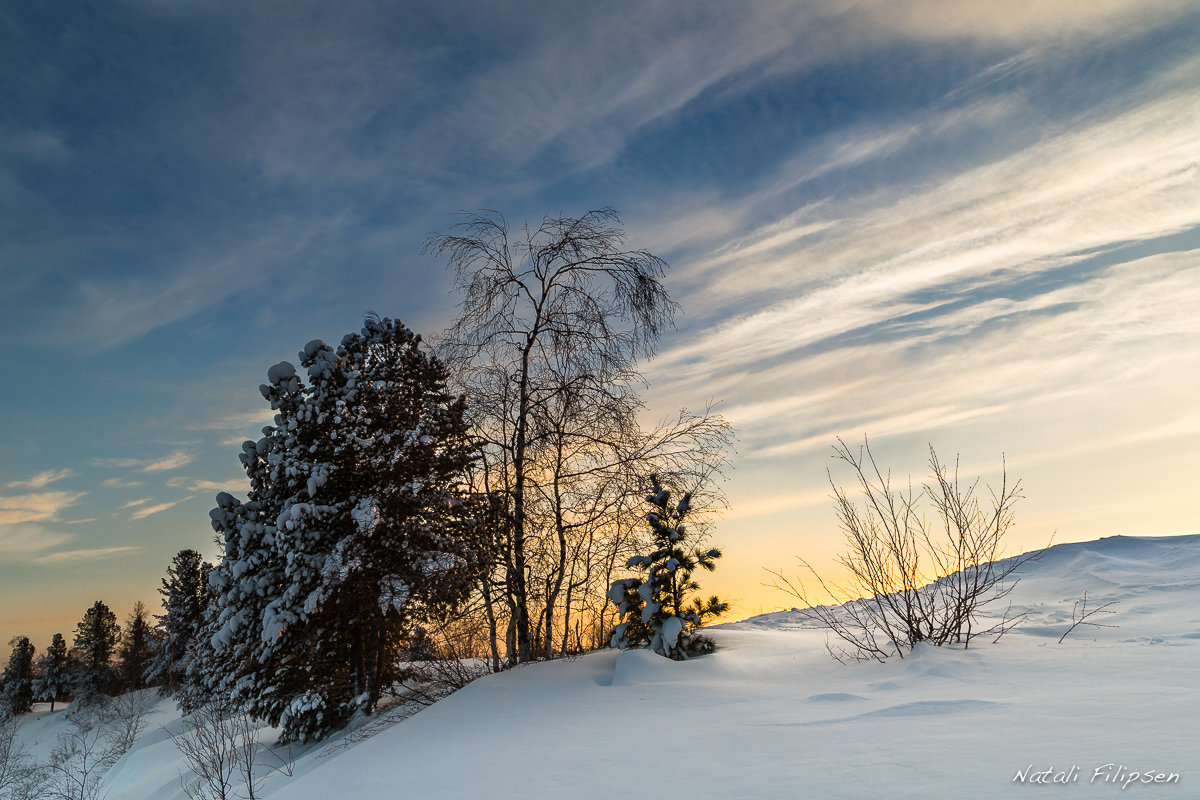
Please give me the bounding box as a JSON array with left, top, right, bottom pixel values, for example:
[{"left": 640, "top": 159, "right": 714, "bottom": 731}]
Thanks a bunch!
[
  {"left": 118, "top": 602, "right": 155, "bottom": 692},
  {"left": 146, "top": 549, "right": 212, "bottom": 695},
  {"left": 608, "top": 475, "right": 728, "bottom": 659},
  {"left": 72, "top": 600, "right": 120, "bottom": 703},
  {"left": 33, "top": 633, "right": 70, "bottom": 712},
  {"left": 196, "top": 316, "right": 484, "bottom": 742},
  {"left": 1, "top": 636, "right": 36, "bottom": 714}
]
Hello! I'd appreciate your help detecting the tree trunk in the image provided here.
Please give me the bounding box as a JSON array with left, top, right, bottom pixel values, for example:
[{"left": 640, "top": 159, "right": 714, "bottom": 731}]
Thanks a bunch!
[
  {"left": 480, "top": 575, "right": 501, "bottom": 673},
  {"left": 371, "top": 627, "right": 386, "bottom": 712},
  {"left": 510, "top": 337, "right": 534, "bottom": 662},
  {"left": 543, "top": 473, "right": 569, "bottom": 659}
]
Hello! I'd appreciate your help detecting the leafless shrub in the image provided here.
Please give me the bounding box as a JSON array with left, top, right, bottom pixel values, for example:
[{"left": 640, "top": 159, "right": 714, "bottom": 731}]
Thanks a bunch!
[
  {"left": 396, "top": 616, "right": 492, "bottom": 707},
  {"left": 8, "top": 692, "right": 157, "bottom": 800},
  {"left": 0, "top": 707, "right": 40, "bottom": 800},
  {"left": 40, "top": 710, "right": 122, "bottom": 800},
  {"left": 169, "top": 700, "right": 267, "bottom": 800},
  {"left": 1058, "top": 591, "right": 1119, "bottom": 643},
  {"left": 769, "top": 438, "right": 1042, "bottom": 662},
  {"left": 96, "top": 692, "right": 155, "bottom": 758}
]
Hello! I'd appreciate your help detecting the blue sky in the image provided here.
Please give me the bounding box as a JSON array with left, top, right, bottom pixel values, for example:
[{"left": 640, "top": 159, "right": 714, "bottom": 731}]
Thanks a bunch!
[{"left": 3, "top": 0, "right": 1199, "bottom": 643}]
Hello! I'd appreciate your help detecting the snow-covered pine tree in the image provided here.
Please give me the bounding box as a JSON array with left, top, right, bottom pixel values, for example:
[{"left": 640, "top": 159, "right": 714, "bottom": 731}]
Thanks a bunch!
[
  {"left": 187, "top": 378, "right": 303, "bottom": 718},
  {"left": 1, "top": 637, "right": 36, "bottom": 714},
  {"left": 608, "top": 475, "right": 728, "bottom": 660},
  {"left": 33, "top": 633, "right": 70, "bottom": 712},
  {"left": 71, "top": 601, "right": 120, "bottom": 703},
  {"left": 196, "top": 316, "right": 484, "bottom": 742},
  {"left": 145, "top": 549, "right": 212, "bottom": 696}
]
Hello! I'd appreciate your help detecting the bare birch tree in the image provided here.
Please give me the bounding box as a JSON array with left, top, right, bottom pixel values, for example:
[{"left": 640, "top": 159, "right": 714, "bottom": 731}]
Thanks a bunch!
[{"left": 428, "top": 208, "right": 731, "bottom": 664}]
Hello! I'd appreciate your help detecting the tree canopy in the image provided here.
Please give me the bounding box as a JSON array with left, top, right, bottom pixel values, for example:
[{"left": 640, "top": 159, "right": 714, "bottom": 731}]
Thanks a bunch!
[{"left": 195, "top": 317, "right": 484, "bottom": 741}]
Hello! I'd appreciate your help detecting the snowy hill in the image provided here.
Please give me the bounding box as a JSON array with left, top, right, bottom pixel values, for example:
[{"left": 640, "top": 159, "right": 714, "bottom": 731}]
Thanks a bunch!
[{"left": 12, "top": 534, "right": 1199, "bottom": 799}]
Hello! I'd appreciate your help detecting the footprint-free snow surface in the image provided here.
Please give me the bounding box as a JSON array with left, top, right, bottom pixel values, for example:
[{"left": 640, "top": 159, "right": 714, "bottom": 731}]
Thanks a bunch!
[{"left": 16, "top": 534, "right": 1200, "bottom": 799}]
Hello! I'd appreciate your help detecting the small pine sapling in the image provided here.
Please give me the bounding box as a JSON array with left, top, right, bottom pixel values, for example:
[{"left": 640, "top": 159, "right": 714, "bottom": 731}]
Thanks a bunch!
[{"left": 608, "top": 475, "right": 728, "bottom": 659}]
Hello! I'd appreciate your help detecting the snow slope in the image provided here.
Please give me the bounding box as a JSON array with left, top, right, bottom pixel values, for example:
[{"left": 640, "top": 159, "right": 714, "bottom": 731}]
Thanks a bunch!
[{"left": 15, "top": 534, "right": 1200, "bottom": 799}]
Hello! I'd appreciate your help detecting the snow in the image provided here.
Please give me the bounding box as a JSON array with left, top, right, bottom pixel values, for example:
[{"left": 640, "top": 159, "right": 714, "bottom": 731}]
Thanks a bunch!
[
  {"left": 10, "top": 534, "right": 1198, "bottom": 799},
  {"left": 659, "top": 615, "right": 683, "bottom": 649}
]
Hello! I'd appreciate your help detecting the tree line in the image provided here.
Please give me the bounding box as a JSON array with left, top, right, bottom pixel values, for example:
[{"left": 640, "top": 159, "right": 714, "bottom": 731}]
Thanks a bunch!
[
  {"left": 2, "top": 209, "right": 733, "bottom": 745},
  {"left": 1, "top": 549, "right": 209, "bottom": 717}
]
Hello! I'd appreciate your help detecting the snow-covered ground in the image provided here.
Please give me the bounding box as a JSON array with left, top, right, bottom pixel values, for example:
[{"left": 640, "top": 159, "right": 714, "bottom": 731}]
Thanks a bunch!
[{"left": 12, "top": 534, "right": 1198, "bottom": 799}]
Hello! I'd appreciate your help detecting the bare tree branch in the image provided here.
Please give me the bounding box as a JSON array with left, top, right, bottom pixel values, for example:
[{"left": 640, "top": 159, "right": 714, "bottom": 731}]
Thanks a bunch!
[{"left": 1058, "top": 591, "right": 1119, "bottom": 644}]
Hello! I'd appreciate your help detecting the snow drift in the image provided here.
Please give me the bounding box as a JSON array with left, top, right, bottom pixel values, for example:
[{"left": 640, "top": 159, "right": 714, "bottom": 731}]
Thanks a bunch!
[{"left": 11, "top": 534, "right": 1198, "bottom": 799}]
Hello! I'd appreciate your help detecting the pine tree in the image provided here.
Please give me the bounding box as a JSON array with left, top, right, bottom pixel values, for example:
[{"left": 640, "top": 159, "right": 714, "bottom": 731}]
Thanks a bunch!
[
  {"left": 33, "top": 633, "right": 70, "bottom": 712},
  {"left": 1, "top": 636, "right": 36, "bottom": 714},
  {"left": 72, "top": 600, "right": 121, "bottom": 703},
  {"left": 117, "top": 602, "right": 155, "bottom": 692},
  {"left": 608, "top": 475, "right": 728, "bottom": 660},
  {"left": 146, "top": 549, "right": 212, "bottom": 695},
  {"left": 196, "top": 316, "right": 485, "bottom": 742}
]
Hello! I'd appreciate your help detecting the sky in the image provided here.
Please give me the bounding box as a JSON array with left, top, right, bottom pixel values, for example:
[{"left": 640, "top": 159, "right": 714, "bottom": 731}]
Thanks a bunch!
[{"left": 2, "top": 0, "right": 1198, "bottom": 646}]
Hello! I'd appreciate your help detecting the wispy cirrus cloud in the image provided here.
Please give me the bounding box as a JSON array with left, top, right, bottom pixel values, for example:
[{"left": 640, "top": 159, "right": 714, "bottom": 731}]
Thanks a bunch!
[
  {"left": 0, "top": 490, "right": 87, "bottom": 525},
  {"left": 142, "top": 450, "right": 195, "bottom": 472},
  {"left": 0, "top": 490, "right": 89, "bottom": 565},
  {"left": 129, "top": 496, "right": 194, "bottom": 520},
  {"left": 190, "top": 408, "right": 277, "bottom": 448},
  {"left": 0, "top": 523, "right": 73, "bottom": 561},
  {"left": 189, "top": 409, "right": 277, "bottom": 432},
  {"left": 697, "top": 247, "right": 1200, "bottom": 462},
  {"left": 9, "top": 0, "right": 1195, "bottom": 358},
  {"left": 166, "top": 476, "right": 243, "bottom": 494},
  {"left": 5, "top": 468, "right": 77, "bottom": 490},
  {"left": 654, "top": 67, "right": 1200, "bottom": 380},
  {"left": 53, "top": 222, "right": 347, "bottom": 353},
  {"left": 91, "top": 449, "right": 194, "bottom": 473},
  {"left": 631, "top": 39, "right": 1200, "bottom": 495},
  {"left": 101, "top": 478, "right": 143, "bottom": 489},
  {"left": 33, "top": 546, "right": 140, "bottom": 566}
]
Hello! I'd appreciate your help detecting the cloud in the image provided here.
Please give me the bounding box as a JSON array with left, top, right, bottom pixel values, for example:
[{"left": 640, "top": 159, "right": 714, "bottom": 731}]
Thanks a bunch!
[
  {"left": 54, "top": 222, "right": 343, "bottom": 352},
  {"left": 0, "top": 490, "right": 87, "bottom": 525},
  {"left": 129, "top": 496, "right": 195, "bottom": 520},
  {"left": 166, "top": 474, "right": 243, "bottom": 494},
  {"left": 119, "top": 498, "right": 152, "bottom": 510},
  {"left": 0, "top": 523, "right": 73, "bottom": 560},
  {"left": 5, "top": 468, "right": 77, "bottom": 489},
  {"left": 0, "top": 492, "right": 89, "bottom": 566},
  {"left": 191, "top": 480, "right": 235, "bottom": 493},
  {"left": 101, "top": 478, "right": 143, "bottom": 488},
  {"left": 33, "top": 546, "right": 140, "bottom": 566},
  {"left": 190, "top": 409, "right": 277, "bottom": 432},
  {"left": 651, "top": 67, "right": 1200, "bottom": 391},
  {"left": 141, "top": 450, "right": 195, "bottom": 472},
  {"left": 91, "top": 457, "right": 148, "bottom": 469},
  {"left": 396, "top": 0, "right": 1194, "bottom": 187},
  {"left": 11, "top": 1, "right": 1196, "bottom": 356},
  {"left": 91, "top": 449, "right": 194, "bottom": 473},
  {"left": 861, "top": 0, "right": 1194, "bottom": 46},
  {"left": 700, "top": 248, "right": 1200, "bottom": 463},
  {"left": 191, "top": 409, "right": 277, "bottom": 448}
]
